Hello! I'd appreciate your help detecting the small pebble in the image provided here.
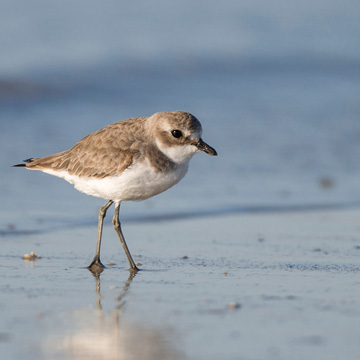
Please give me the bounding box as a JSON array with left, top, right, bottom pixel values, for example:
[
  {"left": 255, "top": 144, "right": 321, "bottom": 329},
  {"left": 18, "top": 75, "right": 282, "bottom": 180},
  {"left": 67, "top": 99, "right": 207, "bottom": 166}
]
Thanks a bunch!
[
  {"left": 107, "top": 262, "right": 116, "bottom": 267},
  {"left": 319, "top": 177, "right": 334, "bottom": 189},
  {"left": 228, "top": 302, "right": 241, "bottom": 310},
  {"left": 182, "top": 256, "right": 189, "bottom": 260},
  {"left": 23, "top": 252, "right": 41, "bottom": 261}
]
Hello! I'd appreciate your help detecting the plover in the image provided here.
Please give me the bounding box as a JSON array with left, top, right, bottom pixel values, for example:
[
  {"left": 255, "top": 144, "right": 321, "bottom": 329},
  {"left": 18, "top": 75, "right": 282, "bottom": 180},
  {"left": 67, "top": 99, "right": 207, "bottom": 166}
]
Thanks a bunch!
[{"left": 14, "top": 111, "right": 217, "bottom": 272}]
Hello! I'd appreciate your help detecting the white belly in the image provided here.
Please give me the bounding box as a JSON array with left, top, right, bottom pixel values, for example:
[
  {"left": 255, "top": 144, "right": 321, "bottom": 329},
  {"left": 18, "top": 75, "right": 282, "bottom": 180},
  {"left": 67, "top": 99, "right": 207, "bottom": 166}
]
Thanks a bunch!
[{"left": 41, "top": 161, "right": 189, "bottom": 201}]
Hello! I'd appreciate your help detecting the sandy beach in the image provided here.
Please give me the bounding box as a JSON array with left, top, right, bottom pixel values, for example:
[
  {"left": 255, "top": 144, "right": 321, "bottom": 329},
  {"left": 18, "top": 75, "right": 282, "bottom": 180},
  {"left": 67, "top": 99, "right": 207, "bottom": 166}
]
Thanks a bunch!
[
  {"left": 1, "top": 208, "right": 360, "bottom": 359},
  {"left": 1, "top": 0, "right": 360, "bottom": 359}
]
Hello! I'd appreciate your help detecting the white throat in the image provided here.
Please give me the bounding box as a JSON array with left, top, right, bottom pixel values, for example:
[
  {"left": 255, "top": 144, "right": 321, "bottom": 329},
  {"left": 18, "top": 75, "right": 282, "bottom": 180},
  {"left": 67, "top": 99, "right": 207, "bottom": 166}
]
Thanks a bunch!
[{"left": 156, "top": 139, "right": 198, "bottom": 164}]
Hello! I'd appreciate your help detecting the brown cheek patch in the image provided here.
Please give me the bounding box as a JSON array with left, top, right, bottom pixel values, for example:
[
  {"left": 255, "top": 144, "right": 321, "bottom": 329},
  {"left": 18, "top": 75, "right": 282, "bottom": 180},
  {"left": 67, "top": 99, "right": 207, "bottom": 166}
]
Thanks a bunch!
[
  {"left": 157, "top": 131, "right": 174, "bottom": 147},
  {"left": 158, "top": 130, "right": 189, "bottom": 147}
]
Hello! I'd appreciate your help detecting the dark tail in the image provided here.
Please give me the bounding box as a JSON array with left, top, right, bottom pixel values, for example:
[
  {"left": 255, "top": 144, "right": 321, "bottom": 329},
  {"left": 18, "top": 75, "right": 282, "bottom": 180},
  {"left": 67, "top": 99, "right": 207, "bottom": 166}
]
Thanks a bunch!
[{"left": 12, "top": 158, "right": 34, "bottom": 167}]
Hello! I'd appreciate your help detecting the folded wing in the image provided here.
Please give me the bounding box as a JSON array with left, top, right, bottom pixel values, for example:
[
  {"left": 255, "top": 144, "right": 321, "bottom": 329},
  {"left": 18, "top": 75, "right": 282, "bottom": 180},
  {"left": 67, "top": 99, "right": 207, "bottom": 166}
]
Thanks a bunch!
[{"left": 21, "top": 117, "right": 146, "bottom": 178}]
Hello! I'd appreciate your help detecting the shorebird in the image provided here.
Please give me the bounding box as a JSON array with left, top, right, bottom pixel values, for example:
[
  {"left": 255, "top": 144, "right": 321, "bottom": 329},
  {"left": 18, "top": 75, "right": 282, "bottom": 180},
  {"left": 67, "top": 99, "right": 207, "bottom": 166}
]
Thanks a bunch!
[{"left": 14, "top": 111, "right": 217, "bottom": 272}]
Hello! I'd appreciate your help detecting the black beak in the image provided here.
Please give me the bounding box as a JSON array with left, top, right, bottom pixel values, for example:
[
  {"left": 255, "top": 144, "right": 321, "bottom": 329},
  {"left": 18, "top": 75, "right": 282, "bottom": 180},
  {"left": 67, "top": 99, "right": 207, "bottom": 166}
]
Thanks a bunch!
[{"left": 194, "top": 138, "right": 217, "bottom": 156}]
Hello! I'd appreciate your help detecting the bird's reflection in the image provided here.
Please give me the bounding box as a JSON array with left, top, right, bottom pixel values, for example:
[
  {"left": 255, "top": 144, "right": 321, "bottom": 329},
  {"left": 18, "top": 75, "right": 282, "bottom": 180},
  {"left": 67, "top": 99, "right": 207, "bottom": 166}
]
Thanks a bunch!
[
  {"left": 88, "top": 267, "right": 137, "bottom": 311},
  {"left": 43, "top": 269, "right": 185, "bottom": 360}
]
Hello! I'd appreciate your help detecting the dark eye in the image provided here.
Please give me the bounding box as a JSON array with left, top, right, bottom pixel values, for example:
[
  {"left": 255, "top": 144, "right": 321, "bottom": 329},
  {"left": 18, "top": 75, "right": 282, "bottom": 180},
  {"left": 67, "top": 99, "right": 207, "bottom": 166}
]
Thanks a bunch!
[{"left": 171, "top": 129, "right": 183, "bottom": 138}]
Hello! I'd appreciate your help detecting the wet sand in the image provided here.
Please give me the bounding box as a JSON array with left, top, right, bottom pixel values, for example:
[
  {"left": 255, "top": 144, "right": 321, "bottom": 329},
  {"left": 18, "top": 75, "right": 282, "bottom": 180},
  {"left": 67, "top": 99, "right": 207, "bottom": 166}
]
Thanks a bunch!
[
  {"left": 1, "top": 208, "right": 360, "bottom": 359},
  {"left": 1, "top": 1, "right": 360, "bottom": 358}
]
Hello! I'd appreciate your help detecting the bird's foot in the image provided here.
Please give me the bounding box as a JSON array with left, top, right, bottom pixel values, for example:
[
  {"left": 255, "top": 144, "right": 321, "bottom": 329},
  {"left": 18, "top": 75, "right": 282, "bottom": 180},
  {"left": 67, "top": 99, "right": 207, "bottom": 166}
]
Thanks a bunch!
[
  {"left": 88, "top": 256, "right": 105, "bottom": 273},
  {"left": 129, "top": 264, "right": 140, "bottom": 273}
]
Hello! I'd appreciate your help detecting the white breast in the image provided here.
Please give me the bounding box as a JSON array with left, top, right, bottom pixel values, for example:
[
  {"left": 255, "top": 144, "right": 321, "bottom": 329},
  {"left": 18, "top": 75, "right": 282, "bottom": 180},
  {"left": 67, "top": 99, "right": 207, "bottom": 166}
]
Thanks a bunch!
[{"left": 41, "top": 160, "right": 190, "bottom": 201}]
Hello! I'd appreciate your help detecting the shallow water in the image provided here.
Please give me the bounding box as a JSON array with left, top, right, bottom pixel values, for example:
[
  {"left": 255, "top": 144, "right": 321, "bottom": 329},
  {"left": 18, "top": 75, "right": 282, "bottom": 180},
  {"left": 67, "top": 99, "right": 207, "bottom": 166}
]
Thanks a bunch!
[
  {"left": 2, "top": 210, "right": 360, "bottom": 359},
  {"left": 1, "top": 1, "right": 360, "bottom": 359}
]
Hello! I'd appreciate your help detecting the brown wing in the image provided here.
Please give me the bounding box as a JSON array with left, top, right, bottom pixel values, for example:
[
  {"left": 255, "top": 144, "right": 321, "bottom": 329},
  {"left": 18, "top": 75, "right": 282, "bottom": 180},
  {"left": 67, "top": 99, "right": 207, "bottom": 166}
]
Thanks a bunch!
[{"left": 26, "top": 117, "right": 147, "bottom": 178}]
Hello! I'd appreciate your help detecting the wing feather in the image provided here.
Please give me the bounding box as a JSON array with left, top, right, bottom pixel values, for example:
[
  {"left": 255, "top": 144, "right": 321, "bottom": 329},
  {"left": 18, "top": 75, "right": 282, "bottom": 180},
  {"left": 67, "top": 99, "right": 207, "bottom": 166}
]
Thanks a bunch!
[{"left": 25, "top": 117, "right": 147, "bottom": 178}]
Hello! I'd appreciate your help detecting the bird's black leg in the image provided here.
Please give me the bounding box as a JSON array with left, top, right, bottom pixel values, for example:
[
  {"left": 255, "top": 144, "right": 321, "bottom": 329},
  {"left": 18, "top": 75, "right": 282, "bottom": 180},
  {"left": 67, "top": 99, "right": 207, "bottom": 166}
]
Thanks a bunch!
[
  {"left": 88, "top": 200, "right": 114, "bottom": 270},
  {"left": 112, "top": 201, "right": 139, "bottom": 272}
]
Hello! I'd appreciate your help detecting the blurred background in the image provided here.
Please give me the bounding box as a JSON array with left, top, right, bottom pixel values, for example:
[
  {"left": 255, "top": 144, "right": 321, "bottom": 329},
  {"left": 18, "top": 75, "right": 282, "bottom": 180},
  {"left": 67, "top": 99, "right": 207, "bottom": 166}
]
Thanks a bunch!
[{"left": 1, "top": 0, "right": 360, "bottom": 234}]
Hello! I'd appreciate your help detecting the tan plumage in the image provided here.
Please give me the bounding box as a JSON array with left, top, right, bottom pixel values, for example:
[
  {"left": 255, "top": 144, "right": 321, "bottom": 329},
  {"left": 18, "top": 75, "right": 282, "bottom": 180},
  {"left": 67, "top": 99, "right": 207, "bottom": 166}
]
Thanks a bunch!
[
  {"left": 14, "top": 111, "right": 217, "bottom": 272},
  {"left": 25, "top": 117, "right": 148, "bottom": 178}
]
